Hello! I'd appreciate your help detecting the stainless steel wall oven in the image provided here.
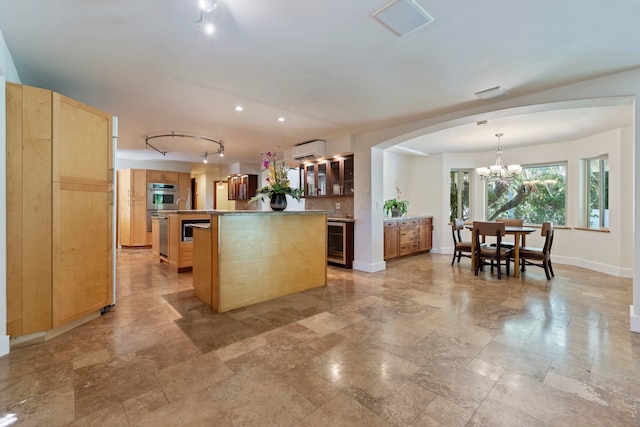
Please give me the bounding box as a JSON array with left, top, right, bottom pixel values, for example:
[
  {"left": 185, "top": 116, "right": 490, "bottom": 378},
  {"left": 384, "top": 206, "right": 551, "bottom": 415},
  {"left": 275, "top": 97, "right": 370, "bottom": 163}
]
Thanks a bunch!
[{"left": 147, "top": 183, "right": 179, "bottom": 231}]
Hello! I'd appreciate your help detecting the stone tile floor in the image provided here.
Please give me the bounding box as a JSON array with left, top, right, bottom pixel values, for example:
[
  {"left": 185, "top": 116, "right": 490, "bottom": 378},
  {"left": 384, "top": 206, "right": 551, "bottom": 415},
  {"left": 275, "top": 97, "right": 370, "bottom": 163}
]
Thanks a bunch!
[{"left": 1, "top": 249, "right": 639, "bottom": 426}]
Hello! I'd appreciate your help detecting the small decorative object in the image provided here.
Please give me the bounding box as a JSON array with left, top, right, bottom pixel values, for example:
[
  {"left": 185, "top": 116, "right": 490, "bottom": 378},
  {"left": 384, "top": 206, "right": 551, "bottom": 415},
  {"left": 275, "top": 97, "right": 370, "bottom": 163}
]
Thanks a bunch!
[
  {"left": 383, "top": 183, "right": 409, "bottom": 217},
  {"left": 249, "top": 151, "right": 304, "bottom": 211}
]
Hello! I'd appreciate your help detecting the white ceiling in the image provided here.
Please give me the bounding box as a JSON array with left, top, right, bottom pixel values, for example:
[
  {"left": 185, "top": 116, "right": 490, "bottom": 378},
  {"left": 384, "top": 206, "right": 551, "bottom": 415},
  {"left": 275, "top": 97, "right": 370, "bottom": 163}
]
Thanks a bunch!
[{"left": 1, "top": 0, "right": 638, "bottom": 169}]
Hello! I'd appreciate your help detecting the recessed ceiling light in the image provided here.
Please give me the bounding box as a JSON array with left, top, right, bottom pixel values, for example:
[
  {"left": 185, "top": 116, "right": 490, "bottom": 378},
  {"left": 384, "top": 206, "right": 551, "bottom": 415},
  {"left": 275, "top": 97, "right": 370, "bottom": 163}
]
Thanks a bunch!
[
  {"left": 277, "top": 117, "right": 285, "bottom": 122},
  {"left": 475, "top": 86, "right": 509, "bottom": 100},
  {"left": 234, "top": 106, "right": 243, "bottom": 112}
]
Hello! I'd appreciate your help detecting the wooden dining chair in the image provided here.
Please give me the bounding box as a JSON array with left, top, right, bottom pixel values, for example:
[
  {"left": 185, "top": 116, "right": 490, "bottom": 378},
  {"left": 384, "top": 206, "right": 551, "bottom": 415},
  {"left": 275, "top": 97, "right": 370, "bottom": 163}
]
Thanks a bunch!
[
  {"left": 451, "top": 219, "right": 474, "bottom": 265},
  {"left": 514, "top": 222, "right": 555, "bottom": 280},
  {"left": 495, "top": 218, "right": 524, "bottom": 248},
  {"left": 473, "top": 221, "right": 512, "bottom": 279}
]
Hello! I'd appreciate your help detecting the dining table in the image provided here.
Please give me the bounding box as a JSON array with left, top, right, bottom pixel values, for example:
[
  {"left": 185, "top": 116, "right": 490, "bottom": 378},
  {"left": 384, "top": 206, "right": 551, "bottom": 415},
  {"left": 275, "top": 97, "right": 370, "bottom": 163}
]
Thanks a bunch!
[{"left": 466, "top": 224, "right": 537, "bottom": 278}]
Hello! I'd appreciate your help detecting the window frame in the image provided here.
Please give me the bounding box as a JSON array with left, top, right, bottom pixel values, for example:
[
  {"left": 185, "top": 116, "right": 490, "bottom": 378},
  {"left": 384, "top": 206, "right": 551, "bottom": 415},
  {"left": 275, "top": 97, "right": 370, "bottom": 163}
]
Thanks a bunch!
[
  {"left": 582, "top": 154, "right": 609, "bottom": 230},
  {"left": 485, "top": 161, "right": 567, "bottom": 225},
  {"left": 449, "top": 169, "right": 472, "bottom": 222}
]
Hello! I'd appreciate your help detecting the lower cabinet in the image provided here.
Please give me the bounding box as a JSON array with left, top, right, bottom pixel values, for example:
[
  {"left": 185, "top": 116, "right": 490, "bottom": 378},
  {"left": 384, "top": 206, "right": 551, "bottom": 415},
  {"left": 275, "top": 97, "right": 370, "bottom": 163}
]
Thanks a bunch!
[{"left": 384, "top": 216, "right": 433, "bottom": 260}]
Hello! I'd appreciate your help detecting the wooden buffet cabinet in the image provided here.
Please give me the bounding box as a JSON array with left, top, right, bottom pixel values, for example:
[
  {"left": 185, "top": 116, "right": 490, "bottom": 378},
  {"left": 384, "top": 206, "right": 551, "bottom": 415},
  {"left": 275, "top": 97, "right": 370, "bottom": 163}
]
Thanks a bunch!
[
  {"left": 384, "top": 216, "right": 433, "bottom": 260},
  {"left": 6, "top": 83, "right": 113, "bottom": 338}
]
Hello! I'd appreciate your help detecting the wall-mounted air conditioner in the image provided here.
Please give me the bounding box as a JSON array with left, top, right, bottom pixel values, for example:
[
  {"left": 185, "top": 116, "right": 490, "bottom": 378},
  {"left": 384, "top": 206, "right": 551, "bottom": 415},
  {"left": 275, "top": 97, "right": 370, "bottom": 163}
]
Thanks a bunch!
[{"left": 292, "top": 139, "right": 326, "bottom": 160}]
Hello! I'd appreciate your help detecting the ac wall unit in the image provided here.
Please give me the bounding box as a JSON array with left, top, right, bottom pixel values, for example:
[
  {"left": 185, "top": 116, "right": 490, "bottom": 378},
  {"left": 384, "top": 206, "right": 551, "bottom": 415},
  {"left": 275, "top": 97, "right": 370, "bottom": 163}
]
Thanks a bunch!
[{"left": 292, "top": 139, "right": 326, "bottom": 160}]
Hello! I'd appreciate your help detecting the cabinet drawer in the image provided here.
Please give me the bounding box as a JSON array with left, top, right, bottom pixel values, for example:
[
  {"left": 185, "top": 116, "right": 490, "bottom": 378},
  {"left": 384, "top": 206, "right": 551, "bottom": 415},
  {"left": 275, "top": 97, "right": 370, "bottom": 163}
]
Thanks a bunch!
[
  {"left": 399, "top": 219, "right": 419, "bottom": 227},
  {"left": 399, "top": 243, "right": 420, "bottom": 256},
  {"left": 399, "top": 228, "right": 419, "bottom": 243},
  {"left": 384, "top": 221, "right": 398, "bottom": 228},
  {"left": 418, "top": 218, "right": 432, "bottom": 225}
]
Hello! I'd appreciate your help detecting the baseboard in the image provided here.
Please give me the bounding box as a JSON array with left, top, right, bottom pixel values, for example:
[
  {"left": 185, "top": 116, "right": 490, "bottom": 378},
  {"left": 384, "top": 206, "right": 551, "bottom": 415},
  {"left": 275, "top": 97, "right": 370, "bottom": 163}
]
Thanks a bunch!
[
  {"left": 631, "top": 306, "right": 640, "bottom": 333},
  {"left": 353, "top": 260, "right": 386, "bottom": 273},
  {"left": 438, "top": 247, "right": 631, "bottom": 278},
  {"left": 0, "top": 335, "right": 10, "bottom": 357},
  {"left": 10, "top": 310, "right": 101, "bottom": 351}
]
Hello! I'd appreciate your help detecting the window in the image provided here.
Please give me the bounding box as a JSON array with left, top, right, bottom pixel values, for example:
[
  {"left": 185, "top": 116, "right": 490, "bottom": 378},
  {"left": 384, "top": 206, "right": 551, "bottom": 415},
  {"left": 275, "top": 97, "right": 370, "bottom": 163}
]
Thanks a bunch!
[
  {"left": 486, "top": 163, "right": 566, "bottom": 225},
  {"left": 450, "top": 170, "right": 471, "bottom": 222},
  {"left": 584, "top": 155, "right": 609, "bottom": 229}
]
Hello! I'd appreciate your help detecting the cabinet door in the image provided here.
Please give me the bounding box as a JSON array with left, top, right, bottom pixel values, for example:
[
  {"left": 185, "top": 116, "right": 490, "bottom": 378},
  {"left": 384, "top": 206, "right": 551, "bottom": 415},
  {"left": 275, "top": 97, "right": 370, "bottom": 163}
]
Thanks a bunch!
[
  {"left": 305, "top": 164, "right": 316, "bottom": 197},
  {"left": 329, "top": 160, "right": 341, "bottom": 196},
  {"left": 179, "top": 172, "right": 191, "bottom": 208},
  {"left": 383, "top": 223, "right": 399, "bottom": 260},
  {"left": 132, "top": 169, "right": 147, "bottom": 200},
  {"left": 317, "top": 162, "right": 327, "bottom": 196},
  {"left": 343, "top": 156, "right": 354, "bottom": 196},
  {"left": 52, "top": 93, "right": 113, "bottom": 327},
  {"left": 419, "top": 219, "right": 433, "bottom": 251}
]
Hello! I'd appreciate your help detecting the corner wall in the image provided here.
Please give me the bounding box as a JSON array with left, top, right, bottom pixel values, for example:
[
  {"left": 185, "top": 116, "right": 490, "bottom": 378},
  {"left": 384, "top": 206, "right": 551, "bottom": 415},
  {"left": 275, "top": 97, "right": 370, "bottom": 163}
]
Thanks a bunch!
[{"left": 0, "top": 29, "right": 21, "bottom": 357}]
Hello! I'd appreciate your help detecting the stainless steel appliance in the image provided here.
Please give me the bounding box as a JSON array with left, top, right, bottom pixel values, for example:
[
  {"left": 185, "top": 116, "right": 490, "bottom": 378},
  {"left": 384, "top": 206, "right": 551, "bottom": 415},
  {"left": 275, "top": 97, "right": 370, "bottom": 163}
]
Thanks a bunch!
[
  {"left": 181, "top": 219, "right": 211, "bottom": 242},
  {"left": 328, "top": 221, "right": 354, "bottom": 269},
  {"left": 158, "top": 216, "right": 169, "bottom": 257},
  {"left": 147, "top": 183, "right": 179, "bottom": 231}
]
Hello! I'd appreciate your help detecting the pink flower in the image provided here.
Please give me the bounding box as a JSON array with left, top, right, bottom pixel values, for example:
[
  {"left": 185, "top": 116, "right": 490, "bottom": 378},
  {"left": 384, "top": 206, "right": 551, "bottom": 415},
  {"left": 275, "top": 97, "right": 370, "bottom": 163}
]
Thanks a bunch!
[{"left": 262, "top": 158, "right": 269, "bottom": 169}]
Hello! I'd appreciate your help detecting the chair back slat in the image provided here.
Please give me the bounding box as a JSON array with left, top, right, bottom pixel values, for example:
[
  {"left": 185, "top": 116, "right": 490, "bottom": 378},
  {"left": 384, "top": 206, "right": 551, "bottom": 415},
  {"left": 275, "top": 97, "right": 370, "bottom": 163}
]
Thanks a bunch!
[{"left": 496, "top": 218, "right": 524, "bottom": 227}]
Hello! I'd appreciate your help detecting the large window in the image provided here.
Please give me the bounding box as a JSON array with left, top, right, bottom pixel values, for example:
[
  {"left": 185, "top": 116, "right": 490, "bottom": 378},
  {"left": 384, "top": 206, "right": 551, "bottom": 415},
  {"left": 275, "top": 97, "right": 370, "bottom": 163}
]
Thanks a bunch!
[
  {"left": 584, "top": 155, "right": 609, "bottom": 229},
  {"left": 450, "top": 170, "right": 471, "bottom": 222},
  {"left": 487, "top": 163, "right": 566, "bottom": 225}
]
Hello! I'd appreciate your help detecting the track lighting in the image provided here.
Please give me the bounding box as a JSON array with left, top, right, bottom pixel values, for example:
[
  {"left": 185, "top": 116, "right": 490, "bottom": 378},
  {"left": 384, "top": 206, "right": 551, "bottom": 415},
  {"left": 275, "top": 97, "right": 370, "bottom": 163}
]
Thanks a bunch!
[{"left": 196, "top": 0, "right": 218, "bottom": 36}]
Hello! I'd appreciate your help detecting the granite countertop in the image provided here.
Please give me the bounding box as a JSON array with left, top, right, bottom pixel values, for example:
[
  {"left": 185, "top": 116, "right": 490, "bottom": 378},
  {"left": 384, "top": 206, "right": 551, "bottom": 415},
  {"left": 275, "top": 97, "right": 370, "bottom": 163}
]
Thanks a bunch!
[
  {"left": 327, "top": 217, "right": 356, "bottom": 223},
  {"left": 157, "top": 209, "right": 333, "bottom": 216},
  {"left": 384, "top": 215, "right": 433, "bottom": 221}
]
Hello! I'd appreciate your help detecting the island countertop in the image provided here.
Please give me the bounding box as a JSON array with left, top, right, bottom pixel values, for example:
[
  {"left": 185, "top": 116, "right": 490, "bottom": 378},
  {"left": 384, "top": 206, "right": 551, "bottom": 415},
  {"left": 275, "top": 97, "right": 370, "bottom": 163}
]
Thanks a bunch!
[{"left": 157, "top": 209, "right": 332, "bottom": 216}]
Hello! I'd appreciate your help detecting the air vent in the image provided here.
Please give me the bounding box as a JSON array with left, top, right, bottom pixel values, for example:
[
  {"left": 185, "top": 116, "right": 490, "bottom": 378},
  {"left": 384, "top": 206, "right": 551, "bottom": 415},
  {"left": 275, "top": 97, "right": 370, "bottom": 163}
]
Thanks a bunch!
[{"left": 372, "top": 0, "right": 434, "bottom": 37}]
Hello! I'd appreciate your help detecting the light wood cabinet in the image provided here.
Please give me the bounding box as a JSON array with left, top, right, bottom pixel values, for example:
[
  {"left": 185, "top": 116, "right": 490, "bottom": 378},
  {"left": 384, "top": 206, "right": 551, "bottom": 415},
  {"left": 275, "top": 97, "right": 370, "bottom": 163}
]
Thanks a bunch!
[
  {"left": 7, "top": 83, "right": 113, "bottom": 336},
  {"left": 384, "top": 216, "right": 432, "bottom": 260},
  {"left": 147, "top": 169, "right": 178, "bottom": 183},
  {"left": 118, "top": 169, "right": 147, "bottom": 247},
  {"left": 178, "top": 172, "right": 191, "bottom": 208},
  {"left": 151, "top": 217, "right": 160, "bottom": 256}
]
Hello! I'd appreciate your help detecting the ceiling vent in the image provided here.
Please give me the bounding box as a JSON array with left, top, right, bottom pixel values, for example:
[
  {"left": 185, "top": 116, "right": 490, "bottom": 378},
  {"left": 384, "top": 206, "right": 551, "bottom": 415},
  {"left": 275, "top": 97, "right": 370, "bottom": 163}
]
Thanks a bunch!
[
  {"left": 372, "top": 0, "right": 434, "bottom": 37},
  {"left": 292, "top": 140, "right": 326, "bottom": 160}
]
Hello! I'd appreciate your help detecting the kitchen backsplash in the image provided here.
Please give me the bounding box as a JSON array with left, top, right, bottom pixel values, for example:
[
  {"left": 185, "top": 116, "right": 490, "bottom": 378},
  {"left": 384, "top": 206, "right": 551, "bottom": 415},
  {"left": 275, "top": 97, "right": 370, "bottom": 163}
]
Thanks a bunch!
[{"left": 305, "top": 197, "right": 354, "bottom": 218}]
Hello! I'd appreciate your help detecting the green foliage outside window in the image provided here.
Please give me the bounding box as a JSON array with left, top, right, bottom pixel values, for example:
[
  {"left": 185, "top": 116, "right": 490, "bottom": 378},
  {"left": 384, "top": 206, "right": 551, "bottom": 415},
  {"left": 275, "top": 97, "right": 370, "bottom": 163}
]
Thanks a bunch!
[{"left": 487, "top": 164, "right": 566, "bottom": 225}]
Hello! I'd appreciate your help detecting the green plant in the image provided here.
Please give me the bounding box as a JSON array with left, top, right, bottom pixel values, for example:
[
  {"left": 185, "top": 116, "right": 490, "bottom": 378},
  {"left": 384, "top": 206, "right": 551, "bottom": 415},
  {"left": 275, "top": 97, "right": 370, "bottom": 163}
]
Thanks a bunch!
[
  {"left": 249, "top": 151, "right": 304, "bottom": 203},
  {"left": 383, "top": 198, "right": 408, "bottom": 216}
]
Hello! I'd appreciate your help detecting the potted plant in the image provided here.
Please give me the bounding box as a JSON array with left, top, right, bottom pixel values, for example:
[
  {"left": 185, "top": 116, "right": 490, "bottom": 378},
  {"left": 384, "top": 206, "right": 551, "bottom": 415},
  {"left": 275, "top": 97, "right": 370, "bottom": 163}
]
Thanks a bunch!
[
  {"left": 249, "top": 151, "right": 304, "bottom": 211},
  {"left": 384, "top": 199, "right": 408, "bottom": 217}
]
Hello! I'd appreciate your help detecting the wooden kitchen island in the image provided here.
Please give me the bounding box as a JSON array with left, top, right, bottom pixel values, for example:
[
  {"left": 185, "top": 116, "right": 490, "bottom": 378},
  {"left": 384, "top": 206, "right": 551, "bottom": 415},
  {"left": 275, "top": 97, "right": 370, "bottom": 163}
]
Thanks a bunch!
[{"left": 190, "top": 210, "right": 328, "bottom": 312}]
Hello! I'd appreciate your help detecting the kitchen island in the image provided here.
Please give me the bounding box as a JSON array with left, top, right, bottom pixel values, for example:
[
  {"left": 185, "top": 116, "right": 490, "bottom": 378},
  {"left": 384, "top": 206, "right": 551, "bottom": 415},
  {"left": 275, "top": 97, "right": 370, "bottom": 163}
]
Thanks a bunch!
[{"left": 188, "top": 210, "right": 328, "bottom": 312}]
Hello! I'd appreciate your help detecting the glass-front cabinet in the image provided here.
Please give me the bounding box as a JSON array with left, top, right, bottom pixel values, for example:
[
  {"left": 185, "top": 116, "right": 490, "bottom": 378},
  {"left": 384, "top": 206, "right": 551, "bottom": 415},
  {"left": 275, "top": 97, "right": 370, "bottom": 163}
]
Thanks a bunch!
[{"left": 302, "top": 154, "right": 354, "bottom": 198}]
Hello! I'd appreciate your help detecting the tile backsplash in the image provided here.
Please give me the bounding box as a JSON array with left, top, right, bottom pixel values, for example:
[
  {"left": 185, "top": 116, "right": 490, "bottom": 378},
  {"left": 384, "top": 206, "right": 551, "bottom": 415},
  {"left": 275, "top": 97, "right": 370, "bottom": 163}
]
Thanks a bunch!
[{"left": 305, "top": 197, "right": 354, "bottom": 218}]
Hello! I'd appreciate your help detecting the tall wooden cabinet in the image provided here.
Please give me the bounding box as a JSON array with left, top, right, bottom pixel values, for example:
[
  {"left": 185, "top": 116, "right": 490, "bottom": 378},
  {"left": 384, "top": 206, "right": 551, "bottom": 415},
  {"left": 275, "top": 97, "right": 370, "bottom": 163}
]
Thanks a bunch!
[
  {"left": 118, "top": 169, "right": 147, "bottom": 247},
  {"left": 7, "top": 83, "right": 113, "bottom": 337}
]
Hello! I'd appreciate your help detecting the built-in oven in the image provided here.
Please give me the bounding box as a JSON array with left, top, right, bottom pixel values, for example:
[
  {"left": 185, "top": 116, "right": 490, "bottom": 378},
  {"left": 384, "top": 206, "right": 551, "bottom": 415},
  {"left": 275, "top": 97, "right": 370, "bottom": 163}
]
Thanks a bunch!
[
  {"left": 181, "top": 219, "right": 211, "bottom": 242},
  {"left": 147, "top": 183, "right": 179, "bottom": 232}
]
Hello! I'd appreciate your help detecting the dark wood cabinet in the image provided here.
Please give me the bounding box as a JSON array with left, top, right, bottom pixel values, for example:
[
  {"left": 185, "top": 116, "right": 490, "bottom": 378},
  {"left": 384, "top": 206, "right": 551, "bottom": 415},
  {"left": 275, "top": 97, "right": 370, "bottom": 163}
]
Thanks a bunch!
[
  {"left": 228, "top": 174, "right": 257, "bottom": 200},
  {"left": 384, "top": 216, "right": 432, "bottom": 260},
  {"left": 301, "top": 154, "right": 353, "bottom": 198}
]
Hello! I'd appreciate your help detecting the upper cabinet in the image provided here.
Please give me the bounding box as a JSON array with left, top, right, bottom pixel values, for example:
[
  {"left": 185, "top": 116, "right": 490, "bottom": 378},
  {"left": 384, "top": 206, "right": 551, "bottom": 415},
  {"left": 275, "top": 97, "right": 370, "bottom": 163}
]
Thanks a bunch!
[
  {"left": 228, "top": 174, "right": 257, "bottom": 201},
  {"left": 302, "top": 155, "right": 353, "bottom": 198}
]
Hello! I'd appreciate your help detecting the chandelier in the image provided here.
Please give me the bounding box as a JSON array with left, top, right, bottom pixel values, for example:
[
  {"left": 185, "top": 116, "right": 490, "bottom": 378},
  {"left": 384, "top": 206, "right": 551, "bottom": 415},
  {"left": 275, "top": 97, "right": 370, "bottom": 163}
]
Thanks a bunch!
[{"left": 476, "top": 133, "right": 522, "bottom": 181}]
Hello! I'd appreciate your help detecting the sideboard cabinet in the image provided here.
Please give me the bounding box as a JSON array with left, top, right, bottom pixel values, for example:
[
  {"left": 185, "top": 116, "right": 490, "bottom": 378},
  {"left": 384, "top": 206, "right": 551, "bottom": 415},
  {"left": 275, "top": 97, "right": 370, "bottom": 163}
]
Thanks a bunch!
[{"left": 384, "top": 216, "right": 433, "bottom": 260}]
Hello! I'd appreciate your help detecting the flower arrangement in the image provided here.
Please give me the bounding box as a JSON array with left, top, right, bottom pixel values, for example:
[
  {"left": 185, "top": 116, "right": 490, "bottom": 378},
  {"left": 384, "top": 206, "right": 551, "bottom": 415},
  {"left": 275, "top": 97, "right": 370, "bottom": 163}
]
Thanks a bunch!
[{"left": 249, "top": 151, "right": 304, "bottom": 203}]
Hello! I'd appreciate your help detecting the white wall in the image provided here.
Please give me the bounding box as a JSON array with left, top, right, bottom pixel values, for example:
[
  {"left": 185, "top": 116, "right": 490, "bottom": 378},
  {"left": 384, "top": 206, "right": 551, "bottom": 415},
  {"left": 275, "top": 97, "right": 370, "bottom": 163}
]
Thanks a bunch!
[
  {"left": 115, "top": 158, "right": 192, "bottom": 173},
  {"left": 382, "top": 152, "right": 410, "bottom": 203},
  {"left": 0, "top": 29, "right": 20, "bottom": 357}
]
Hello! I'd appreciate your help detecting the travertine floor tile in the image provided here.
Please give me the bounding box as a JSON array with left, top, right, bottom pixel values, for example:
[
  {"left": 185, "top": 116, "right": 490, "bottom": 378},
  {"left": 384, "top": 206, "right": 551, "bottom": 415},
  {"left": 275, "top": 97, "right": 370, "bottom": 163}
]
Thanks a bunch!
[{"left": 0, "top": 249, "right": 638, "bottom": 425}]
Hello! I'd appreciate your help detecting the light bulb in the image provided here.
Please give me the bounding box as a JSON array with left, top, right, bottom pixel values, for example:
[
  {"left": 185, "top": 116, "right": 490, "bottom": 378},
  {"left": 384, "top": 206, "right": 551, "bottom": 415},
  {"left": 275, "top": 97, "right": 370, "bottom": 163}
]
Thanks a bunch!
[
  {"left": 203, "top": 21, "right": 215, "bottom": 35},
  {"left": 198, "top": 0, "right": 217, "bottom": 12}
]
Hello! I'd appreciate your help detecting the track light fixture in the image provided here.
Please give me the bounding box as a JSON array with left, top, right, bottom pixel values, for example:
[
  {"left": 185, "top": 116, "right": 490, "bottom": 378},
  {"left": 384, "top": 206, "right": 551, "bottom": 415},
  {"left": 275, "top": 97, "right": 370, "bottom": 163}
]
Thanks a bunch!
[
  {"left": 144, "top": 131, "right": 224, "bottom": 162},
  {"left": 195, "top": 0, "right": 218, "bottom": 36}
]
